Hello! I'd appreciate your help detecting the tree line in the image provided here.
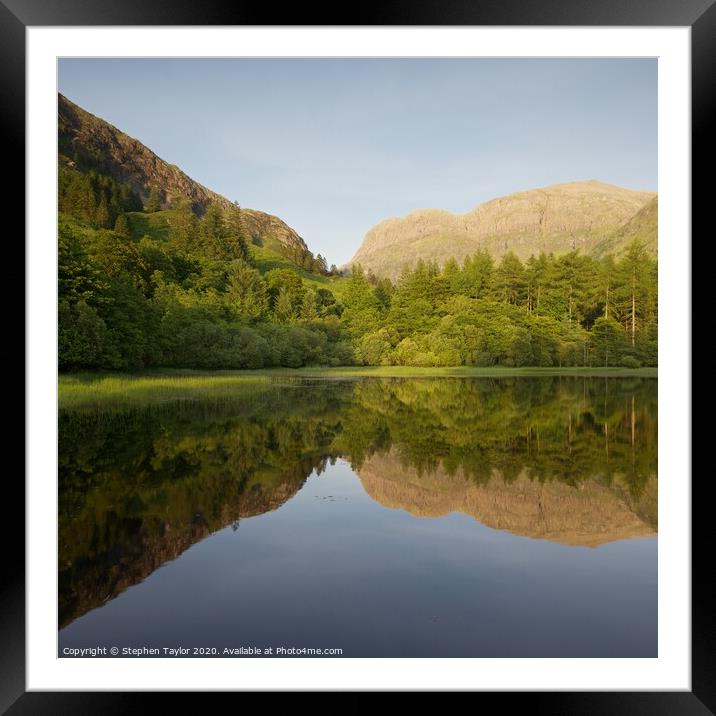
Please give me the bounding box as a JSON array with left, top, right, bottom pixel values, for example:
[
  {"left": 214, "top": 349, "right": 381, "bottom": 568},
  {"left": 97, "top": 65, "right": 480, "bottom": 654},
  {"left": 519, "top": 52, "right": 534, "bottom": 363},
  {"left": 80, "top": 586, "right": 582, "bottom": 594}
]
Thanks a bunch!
[
  {"left": 58, "top": 171, "right": 657, "bottom": 370},
  {"left": 344, "top": 245, "right": 657, "bottom": 368},
  {"left": 58, "top": 176, "right": 353, "bottom": 370}
]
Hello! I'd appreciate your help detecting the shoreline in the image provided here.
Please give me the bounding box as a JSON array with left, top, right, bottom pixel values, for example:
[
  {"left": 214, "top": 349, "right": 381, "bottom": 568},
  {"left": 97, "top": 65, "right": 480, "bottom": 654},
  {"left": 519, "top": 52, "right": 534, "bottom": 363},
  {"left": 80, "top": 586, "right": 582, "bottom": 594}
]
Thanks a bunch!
[{"left": 60, "top": 365, "right": 658, "bottom": 383}]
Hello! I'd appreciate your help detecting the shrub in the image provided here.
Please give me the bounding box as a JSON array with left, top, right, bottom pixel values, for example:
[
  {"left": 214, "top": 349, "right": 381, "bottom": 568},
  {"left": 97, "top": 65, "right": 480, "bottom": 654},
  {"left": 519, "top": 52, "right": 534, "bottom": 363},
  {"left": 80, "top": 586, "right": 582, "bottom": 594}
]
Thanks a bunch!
[{"left": 621, "top": 355, "right": 641, "bottom": 369}]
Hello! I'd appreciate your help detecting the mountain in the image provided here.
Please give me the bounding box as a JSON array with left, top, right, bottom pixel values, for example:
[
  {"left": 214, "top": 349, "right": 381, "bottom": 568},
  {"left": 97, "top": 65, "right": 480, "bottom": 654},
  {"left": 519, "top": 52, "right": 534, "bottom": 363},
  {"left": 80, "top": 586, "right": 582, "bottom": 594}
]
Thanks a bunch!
[
  {"left": 58, "top": 93, "right": 308, "bottom": 253},
  {"left": 592, "top": 195, "right": 658, "bottom": 258},
  {"left": 350, "top": 180, "right": 657, "bottom": 279}
]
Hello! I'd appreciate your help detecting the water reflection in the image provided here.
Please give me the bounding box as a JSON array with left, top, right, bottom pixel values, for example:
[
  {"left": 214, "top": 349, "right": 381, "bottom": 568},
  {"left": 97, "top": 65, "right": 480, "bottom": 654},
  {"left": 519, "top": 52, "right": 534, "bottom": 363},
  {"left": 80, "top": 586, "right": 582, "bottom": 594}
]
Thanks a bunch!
[{"left": 59, "top": 377, "right": 657, "bottom": 650}]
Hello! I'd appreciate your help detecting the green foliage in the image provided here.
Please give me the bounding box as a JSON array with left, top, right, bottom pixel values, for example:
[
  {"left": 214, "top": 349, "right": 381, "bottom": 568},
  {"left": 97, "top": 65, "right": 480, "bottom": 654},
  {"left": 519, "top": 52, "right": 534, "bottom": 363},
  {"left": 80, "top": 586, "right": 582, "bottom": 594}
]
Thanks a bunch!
[
  {"left": 341, "top": 265, "right": 382, "bottom": 339},
  {"left": 344, "top": 246, "right": 657, "bottom": 368},
  {"left": 225, "top": 260, "right": 268, "bottom": 322},
  {"left": 113, "top": 213, "right": 133, "bottom": 240},
  {"left": 59, "top": 167, "right": 142, "bottom": 228},
  {"left": 145, "top": 187, "right": 163, "bottom": 212},
  {"left": 590, "top": 317, "right": 625, "bottom": 367},
  {"left": 58, "top": 298, "right": 108, "bottom": 370},
  {"left": 58, "top": 165, "right": 657, "bottom": 371},
  {"left": 621, "top": 355, "right": 642, "bottom": 369}
]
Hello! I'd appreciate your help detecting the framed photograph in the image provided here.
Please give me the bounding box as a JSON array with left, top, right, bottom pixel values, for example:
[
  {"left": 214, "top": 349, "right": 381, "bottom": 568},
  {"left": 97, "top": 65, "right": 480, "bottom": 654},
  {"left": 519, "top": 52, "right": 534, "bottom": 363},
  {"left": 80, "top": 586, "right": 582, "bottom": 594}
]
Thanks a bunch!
[{"left": 10, "top": 0, "right": 705, "bottom": 710}]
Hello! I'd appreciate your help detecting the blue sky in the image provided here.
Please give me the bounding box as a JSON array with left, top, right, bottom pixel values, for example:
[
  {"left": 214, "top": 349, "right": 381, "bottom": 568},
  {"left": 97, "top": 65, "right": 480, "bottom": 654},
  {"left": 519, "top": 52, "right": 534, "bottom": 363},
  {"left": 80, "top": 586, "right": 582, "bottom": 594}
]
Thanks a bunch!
[{"left": 58, "top": 58, "right": 657, "bottom": 266}]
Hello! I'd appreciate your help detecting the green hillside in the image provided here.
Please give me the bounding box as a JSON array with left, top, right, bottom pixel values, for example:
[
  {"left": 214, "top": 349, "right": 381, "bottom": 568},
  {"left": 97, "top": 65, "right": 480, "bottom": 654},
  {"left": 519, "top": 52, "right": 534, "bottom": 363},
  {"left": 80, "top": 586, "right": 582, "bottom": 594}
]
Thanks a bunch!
[
  {"left": 58, "top": 96, "right": 657, "bottom": 373},
  {"left": 593, "top": 197, "right": 658, "bottom": 258},
  {"left": 123, "top": 208, "right": 349, "bottom": 298}
]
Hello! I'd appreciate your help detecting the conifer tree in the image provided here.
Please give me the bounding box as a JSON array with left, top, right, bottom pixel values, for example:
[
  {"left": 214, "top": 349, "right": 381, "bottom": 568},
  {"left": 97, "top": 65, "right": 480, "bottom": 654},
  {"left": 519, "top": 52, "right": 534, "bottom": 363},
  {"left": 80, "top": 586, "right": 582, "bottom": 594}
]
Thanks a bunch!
[
  {"left": 274, "top": 287, "right": 295, "bottom": 324},
  {"left": 114, "top": 213, "right": 133, "bottom": 240},
  {"left": 145, "top": 187, "right": 163, "bottom": 213},
  {"left": 226, "top": 260, "right": 267, "bottom": 321},
  {"left": 95, "top": 194, "right": 112, "bottom": 228},
  {"left": 300, "top": 288, "right": 319, "bottom": 322},
  {"left": 224, "top": 205, "right": 252, "bottom": 263}
]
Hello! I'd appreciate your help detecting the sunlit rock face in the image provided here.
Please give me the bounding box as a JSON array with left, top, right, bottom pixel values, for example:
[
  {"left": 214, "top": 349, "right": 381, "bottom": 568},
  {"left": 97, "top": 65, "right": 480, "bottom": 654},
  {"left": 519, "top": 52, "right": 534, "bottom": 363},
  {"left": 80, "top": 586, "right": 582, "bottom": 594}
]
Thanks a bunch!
[
  {"left": 350, "top": 180, "right": 657, "bottom": 279},
  {"left": 58, "top": 93, "right": 309, "bottom": 253}
]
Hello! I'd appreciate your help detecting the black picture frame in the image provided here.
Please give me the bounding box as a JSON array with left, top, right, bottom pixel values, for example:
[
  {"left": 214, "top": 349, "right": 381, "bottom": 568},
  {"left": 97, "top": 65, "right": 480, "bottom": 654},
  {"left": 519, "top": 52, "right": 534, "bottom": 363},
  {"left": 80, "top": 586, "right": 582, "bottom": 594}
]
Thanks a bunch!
[{"left": 8, "top": 1, "right": 705, "bottom": 711}]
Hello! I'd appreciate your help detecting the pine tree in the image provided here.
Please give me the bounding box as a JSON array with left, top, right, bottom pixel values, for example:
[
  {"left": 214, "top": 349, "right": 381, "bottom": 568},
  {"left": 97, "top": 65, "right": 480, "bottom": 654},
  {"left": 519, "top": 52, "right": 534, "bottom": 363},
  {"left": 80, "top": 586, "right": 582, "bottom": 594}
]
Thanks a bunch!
[
  {"left": 341, "top": 265, "right": 381, "bottom": 338},
  {"left": 145, "top": 187, "right": 163, "bottom": 213},
  {"left": 224, "top": 205, "right": 252, "bottom": 263},
  {"left": 114, "top": 213, "right": 133, "bottom": 239},
  {"left": 590, "top": 316, "right": 625, "bottom": 367},
  {"left": 200, "top": 203, "right": 227, "bottom": 259},
  {"left": 94, "top": 194, "right": 112, "bottom": 228},
  {"left": 493, "top": 252, "right": 526, "bottom": 305},
  {"left": 300, "top": 288, "right": 319, "bottom": 322},
  {"left": 315, "top": 254, "right": 328, "bottom": 274},
  {"left": 226, "top": 259, "right": 267, "bottom": 321},
  {"left": 274, "top": 287, "right": 295, "bottom": 324},
  {"left": 614, "top": 240, "right": 651, "bottom": 348},
  {"left": 167, "top": 196, "right": 199, "bottom": 252}
]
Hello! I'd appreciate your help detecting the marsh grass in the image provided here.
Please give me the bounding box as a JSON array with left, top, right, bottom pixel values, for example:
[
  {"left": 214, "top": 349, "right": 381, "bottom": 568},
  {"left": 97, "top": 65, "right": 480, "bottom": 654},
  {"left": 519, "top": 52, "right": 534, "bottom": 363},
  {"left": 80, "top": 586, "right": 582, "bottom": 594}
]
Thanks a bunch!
[
  {"left": 58, "top": 374, "right": 278, "bottom": 417},
  {"left": 59, "top": 366, "right": 656, "bottom": 418},
  {"left": 240, "top": 366, "right": 658, "bottom": 378}
]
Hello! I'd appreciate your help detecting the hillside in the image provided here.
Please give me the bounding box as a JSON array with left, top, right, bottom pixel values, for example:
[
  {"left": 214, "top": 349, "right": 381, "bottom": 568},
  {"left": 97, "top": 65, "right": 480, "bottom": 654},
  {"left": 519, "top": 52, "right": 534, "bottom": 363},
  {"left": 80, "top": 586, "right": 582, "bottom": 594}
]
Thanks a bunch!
[
  {"left": 58, "top": 93, "right": 309, "bottom": 254},
  {"left": 350, "top": 181, "right": 657, "bottom": 279},
  {"left": 593, "top": 195, "right": 658, "bottom": 258},
  {"left": 57, "top": 95, "right": 658, "bottom": 372}
]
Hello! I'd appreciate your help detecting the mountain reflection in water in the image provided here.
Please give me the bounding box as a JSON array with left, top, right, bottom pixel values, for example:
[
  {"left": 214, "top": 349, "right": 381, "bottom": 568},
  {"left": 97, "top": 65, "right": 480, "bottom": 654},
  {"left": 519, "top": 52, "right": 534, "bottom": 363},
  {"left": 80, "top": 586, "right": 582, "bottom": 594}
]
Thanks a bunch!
[{"left": 59, "top": 377, "right": 657, "bottom": 656}]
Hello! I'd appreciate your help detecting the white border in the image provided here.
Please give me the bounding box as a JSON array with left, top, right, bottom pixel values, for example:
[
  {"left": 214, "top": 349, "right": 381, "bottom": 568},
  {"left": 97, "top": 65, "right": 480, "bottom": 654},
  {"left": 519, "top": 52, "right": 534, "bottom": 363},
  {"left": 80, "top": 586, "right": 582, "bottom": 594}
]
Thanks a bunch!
[{"left": 27, "top": 27, "right": 691, "bottom": 691}]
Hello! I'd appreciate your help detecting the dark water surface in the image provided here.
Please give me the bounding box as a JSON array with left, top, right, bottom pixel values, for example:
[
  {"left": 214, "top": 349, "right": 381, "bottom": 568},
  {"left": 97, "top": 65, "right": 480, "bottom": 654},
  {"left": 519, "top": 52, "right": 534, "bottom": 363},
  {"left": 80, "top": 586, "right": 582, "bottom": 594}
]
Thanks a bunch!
[{"left": 59, "top": 377, "right": 657, "bottom": 657}]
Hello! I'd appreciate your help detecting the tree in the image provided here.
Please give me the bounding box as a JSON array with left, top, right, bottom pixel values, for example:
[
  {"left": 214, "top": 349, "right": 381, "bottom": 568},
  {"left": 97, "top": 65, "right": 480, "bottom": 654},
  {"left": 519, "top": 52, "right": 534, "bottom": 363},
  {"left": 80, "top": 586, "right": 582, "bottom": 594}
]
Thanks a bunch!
[
  {"left": 58, "top": 298, "right": 108, "bottom": 370},
  {"left": 614, "top": 240, "right": 652, "bottom": 348},
  {"left": 315, "top": 254, "right": 328, "bottom": 274},
  {"left": 450, "top": 250, "right": 493, "bottom": 298},
  {"left": 599, "top": 255, "right": 617, "bottom": 319},
  {"left": 590, "top": 316, "right": 625, "bottom": 367},
  {"left": 265, "top": 269, "right": 306, "bottom": 314},
  {"left": 273, "top": 287, "right": 295, "bottom": 324},
  {"left": 114, "top": 213, "right": 133, "bottom": 240},
  {"left": 525, "top": 253, "right": 549, "bottom": 313},
  {"left": 492, "top": 252, "right": 525, "bottom": 305},
  {"left": 167, "top": 196, "right": 199, "bottom": 252},
  {"left": 199, "top": 203, "right": 227, "bottom": 259},
  {"left": 341, "top": 265, "right": 382, "bottom": 339},
  {"left": 545, "top": 250, "right": 592, "bottom": 322},
  {"left": 145, "top": 187, "right": 163, "bottom": 213},
  {"left": 225, "top": 260, "right": 267, "bottom": 322},
  {"left": 300, "top": 288, "right": 319, "bottom": 322},
  {"left": 387, "top": 260, "right": 444, "bottom": 337},
  {"left": 95, "top": 194, "right": 112, "bottom": 228},
  {"left": 58, "top": 223, "right": 106, "bottom": 304},
  {"left": 224, "top": 205, "right": 252, "bottom": 263}
]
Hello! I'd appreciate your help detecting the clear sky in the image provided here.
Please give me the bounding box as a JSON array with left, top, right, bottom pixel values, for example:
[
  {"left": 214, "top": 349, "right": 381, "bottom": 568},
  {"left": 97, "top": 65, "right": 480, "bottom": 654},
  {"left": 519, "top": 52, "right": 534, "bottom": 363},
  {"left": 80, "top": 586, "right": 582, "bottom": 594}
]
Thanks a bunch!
[{"left": 58, "top": 58, "right": 657, "bottom": 266}]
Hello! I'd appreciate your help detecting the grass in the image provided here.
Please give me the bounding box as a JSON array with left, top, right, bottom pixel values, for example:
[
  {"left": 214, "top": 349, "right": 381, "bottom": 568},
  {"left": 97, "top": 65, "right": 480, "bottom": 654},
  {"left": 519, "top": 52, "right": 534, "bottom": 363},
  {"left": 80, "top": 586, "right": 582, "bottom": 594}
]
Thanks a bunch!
[
  {"left": 126, "top": 210, "right": 182, "bottom": 241},
  {"left": 60, "top": 365, "right": 657, "bottom": 412},
  {"left": 250, "top": 239, "right": 349, "bottom": 299},
  {"left": 58, "top": 373, "right": 276, "bottom": 413},
  {"left": 266, "top": 365, "right": 657, "bottom": 377}
]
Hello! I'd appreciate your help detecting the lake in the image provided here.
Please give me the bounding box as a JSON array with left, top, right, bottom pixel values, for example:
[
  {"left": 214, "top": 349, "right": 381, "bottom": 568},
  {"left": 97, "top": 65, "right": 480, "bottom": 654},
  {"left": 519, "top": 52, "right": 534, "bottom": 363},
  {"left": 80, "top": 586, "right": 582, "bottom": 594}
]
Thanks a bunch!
[{"left": 58, "top": 376, "right": 657, "bottom": 657}]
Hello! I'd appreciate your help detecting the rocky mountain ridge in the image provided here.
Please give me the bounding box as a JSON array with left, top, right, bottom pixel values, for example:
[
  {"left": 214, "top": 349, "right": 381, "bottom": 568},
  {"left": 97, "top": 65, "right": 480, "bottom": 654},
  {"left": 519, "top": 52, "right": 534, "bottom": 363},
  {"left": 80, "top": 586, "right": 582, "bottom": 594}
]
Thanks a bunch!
[
  {"left": 58, "top": 93, "right": 309, "bottom": 252},
  {"left": 350, "top": 180, "right": 657, "bottom": 278}
]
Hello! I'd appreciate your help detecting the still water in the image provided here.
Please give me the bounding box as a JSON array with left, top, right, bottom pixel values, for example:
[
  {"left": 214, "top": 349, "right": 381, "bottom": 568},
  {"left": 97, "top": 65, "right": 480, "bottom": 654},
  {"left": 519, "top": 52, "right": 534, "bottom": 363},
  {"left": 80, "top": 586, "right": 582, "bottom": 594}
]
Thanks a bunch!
[{"left": 59, "top": 377, "right": 657, "bottom": 657}]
